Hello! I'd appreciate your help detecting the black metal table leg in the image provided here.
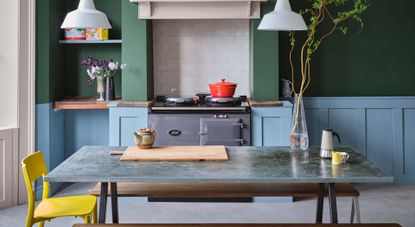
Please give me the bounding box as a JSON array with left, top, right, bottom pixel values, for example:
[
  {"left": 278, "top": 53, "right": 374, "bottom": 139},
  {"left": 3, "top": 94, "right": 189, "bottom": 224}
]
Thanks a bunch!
[
  {"left": 110, "top": 182, "right": 119, "bottom": 223},
  {"left": 99, "top": 182, "right": 108, "bottom": 223},
  {"left": 316, "top": 183, "right": 324, "bottom": 223},
  {"left": 328, "top": 183, "right": 338, "bottom": 224}
]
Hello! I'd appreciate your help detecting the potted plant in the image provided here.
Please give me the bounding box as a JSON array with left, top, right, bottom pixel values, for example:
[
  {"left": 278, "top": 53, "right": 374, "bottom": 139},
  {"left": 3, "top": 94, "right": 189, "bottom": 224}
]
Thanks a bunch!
[
  {"left": 288, "top": 0, "right": 370, "bottom": 151},
  {"left": 81, "top": 57, "right": 127, "bottom": 101}
]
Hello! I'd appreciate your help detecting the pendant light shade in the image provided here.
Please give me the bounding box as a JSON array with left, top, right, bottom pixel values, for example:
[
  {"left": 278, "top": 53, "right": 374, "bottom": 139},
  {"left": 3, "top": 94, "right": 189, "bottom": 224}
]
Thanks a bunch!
[
  {"left": 258, "top": 0, "right": 307, "bottom": 31},
  {"left": 61, "top": 0, "right": 112, "bottom": 29}
]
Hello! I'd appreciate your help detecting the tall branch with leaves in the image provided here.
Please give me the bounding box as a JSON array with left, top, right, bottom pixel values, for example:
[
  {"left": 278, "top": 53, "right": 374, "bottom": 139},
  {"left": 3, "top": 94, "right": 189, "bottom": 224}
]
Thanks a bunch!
[{"left": 289, "top": 0, "right": 369, "bottom": 134}]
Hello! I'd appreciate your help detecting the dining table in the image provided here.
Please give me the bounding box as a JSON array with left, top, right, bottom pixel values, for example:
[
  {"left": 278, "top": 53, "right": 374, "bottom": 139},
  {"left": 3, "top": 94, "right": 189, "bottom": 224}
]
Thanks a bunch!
[{"left": 45, "top": 146, "right": 393, "bottom": 224}]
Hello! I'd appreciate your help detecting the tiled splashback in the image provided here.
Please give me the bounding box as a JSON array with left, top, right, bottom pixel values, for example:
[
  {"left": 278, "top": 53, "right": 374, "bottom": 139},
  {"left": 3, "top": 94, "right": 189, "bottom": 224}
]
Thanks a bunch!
[{"left": 153, "top": 20, "right": 250, "bottom": 96}]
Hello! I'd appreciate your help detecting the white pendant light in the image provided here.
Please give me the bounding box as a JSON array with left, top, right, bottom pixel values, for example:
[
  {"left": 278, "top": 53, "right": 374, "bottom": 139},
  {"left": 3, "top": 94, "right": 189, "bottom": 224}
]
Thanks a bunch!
[
  {"left": 61, "top": 0, "right": 112, "bottom": 29},
  {"left": 258, "top": 0, "right": 307, "bottom": 31}
]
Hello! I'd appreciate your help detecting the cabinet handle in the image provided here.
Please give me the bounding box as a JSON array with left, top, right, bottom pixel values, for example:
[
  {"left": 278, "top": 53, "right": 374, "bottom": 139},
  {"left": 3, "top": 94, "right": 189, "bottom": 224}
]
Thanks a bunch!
[{"left": 214, "top": 114, "right": 228, "bottom": 118}]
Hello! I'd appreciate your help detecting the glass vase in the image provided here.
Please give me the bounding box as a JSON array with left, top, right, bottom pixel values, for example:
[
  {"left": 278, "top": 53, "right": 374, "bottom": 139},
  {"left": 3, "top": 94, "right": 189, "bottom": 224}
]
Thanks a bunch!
[
  {"left": 290, "top": 94, "right": 309, "bottom": 151},
  {"left": 96, "top": 76, "right": 105, "bottom": 101}
]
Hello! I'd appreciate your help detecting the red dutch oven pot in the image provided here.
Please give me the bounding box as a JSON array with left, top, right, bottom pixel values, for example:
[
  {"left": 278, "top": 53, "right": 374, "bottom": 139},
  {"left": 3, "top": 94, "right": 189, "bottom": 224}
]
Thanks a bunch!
[{"left": 209, "top": 79, "right": 237, "bottom": 98}]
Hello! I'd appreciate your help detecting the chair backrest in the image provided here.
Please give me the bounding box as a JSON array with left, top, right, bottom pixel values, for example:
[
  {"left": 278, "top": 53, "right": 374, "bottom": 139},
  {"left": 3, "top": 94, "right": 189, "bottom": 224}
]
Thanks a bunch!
[
  {"left": 21, "top": 151, "right": 49, "bottom": 226},
  {"left": 21, "top": 151, "right": 50, "bottom": 201},
  {"left": 21, "top": 151, "right": 48, "bottom": 188}
]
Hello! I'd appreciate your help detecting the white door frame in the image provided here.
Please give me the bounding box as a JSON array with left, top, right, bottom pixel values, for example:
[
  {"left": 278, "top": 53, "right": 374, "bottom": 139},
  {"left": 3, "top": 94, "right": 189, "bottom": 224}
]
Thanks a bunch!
[{"left": 17, "top": 0, "right": 36, "bottom": 204}]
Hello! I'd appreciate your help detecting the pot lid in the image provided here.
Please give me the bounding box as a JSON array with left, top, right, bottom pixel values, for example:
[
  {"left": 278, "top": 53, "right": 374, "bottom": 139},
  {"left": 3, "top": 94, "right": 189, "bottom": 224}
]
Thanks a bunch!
[{"left": 211, "top": 79, "right": 237, "bottom": 86}]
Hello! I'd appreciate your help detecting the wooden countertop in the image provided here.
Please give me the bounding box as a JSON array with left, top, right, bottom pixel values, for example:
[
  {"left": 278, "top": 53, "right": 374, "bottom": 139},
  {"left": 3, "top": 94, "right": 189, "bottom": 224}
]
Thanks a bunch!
[
  {"left": 248, "top": 99, "right": 284, "bottom": 107},
  {"left": 54, "top": 97, "right": 153, "bottom": 110}
]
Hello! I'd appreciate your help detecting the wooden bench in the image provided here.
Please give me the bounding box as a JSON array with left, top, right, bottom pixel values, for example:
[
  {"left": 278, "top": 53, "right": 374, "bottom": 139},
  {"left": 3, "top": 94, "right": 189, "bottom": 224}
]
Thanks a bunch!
[
  {"left": 89, "top": 183, "right": 361, "bottom": 223},
  {"left": 73, "top": 223, "right": 401, "bottom": 227}
]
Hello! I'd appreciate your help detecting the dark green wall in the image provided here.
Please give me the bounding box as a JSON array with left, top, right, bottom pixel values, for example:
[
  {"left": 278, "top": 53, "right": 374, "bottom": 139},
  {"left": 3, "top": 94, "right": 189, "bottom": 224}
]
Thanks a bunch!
[
  {"left": 36, "top": 0, "right": 123, "bottom": 104},
  {"left": 280, "top": 0, "right": 415, "bottom": 96},
  {"left": 63, "top": 0, "right": 122, "bottom": 98},
  {"left": 250, "top": 0, "right": 280, "bottom": 101},
  {"left": 121, "top": 0, "right": 153, "bottom": 102},
  {"left": 36, "top": 0, "right": 65, "bottom": 104}
]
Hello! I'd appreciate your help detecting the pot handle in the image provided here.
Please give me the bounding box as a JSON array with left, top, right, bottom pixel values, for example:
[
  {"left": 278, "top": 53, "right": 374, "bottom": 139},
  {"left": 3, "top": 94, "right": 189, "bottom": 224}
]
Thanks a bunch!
[
  {"left": 332, "top": 131, "right": 341, "bottom": 143},
  {"left": 133, "top": 132, "right": 142, "bottom": 140}
]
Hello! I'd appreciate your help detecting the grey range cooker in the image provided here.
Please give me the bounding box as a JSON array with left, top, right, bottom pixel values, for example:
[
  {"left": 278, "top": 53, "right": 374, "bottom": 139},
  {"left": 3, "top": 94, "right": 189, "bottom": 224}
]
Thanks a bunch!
[{"left": 148, "top": 94, "right": 251, "bottom": 146}]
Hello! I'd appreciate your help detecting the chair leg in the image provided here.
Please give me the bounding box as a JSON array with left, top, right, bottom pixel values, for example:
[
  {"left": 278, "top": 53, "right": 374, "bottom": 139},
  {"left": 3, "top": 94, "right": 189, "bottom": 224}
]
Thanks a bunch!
[
  {"left": 350, "top": 197, "right": 355, "bottom": 223},
  {"left": 83, "top": 215, "right": 90, "bottom": 223},
  {"left": 354, "top": 197, "right": 361, "bottom": 223},
  {"left": 92, "top": 203, "right": 98, "bottom": 224},
  {"left": 26, "top": 220, "right": 33, "bottom": 227},
  {"left": 38, "top": 221, "right": 45, "bottom": 227}
]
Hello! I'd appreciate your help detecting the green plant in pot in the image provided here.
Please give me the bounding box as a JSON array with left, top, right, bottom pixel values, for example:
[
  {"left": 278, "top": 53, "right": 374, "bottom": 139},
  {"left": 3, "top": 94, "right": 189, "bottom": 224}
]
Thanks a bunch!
[{"left": 259, "top": 0, "right": 370, "bottom": 151}]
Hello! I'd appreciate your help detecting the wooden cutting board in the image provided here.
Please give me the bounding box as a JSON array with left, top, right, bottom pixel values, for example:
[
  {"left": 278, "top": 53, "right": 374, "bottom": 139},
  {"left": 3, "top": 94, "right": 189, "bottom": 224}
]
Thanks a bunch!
[{"left": 119, "top": 145, "right": 228, "bottom": 162}]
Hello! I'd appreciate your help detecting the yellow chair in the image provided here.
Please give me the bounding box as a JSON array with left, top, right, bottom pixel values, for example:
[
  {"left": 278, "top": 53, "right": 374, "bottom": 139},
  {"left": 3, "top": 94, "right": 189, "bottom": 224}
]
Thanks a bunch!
[{"left": 22, "top": 151, "right": 97, "bottom": 227}]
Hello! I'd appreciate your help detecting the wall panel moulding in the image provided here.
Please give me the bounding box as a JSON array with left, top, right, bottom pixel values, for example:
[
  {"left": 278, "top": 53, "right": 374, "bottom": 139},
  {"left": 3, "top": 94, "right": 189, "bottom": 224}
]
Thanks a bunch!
[{"left": 130, "top": 0, "right": 267, "bottom": 19}]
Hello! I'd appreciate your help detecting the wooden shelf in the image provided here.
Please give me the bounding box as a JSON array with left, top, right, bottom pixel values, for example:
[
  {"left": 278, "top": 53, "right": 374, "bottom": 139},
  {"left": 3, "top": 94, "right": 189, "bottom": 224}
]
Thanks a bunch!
[
  {"left": 54, "top": 97, "right": 121, "bottom": 110},
  {"left": 59, "top": 40, "right": 122, "bottom": 44}
]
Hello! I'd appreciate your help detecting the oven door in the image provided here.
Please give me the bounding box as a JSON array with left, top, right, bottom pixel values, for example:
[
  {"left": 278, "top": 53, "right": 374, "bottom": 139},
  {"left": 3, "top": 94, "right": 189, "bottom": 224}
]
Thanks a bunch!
[
  {"left": 199, "top": 118, "right": 243, "bottom": 146},
  {"left": 149, "top": 114, "right": 200, "bottom": 146}
]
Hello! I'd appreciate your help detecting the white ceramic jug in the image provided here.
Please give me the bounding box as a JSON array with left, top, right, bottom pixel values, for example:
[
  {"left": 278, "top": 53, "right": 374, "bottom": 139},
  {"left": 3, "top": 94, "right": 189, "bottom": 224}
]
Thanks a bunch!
[{"left": 320, "top": 129, "right": 341, "bottom": 158}]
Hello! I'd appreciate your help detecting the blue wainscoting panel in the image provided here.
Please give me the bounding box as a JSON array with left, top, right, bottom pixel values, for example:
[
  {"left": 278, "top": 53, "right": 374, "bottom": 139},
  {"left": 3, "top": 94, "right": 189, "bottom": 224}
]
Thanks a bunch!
[
  {"left": 64, "top": 110, "right": 109, "bottom": 158},
  {"left": 35, "top": 103, "right": 65, "bottom": 196},
  {"left": 404, "top": 109, "right": 415, "bottom": 175},
  {"left": 252, "top": 102, "right": 292, "bottom": 146},
  {"left": 305, "top": 108, "right": 329, "bottom": 146},
  {"left": 35, "top": 103, "right": 65, "bottom": 171},
  {"left": 109, "top": 107, "right": 148, "bottom": 146},
  {"left": 304, "top": 97, "right": 415, "bottom": 183},
  {"left": 328, "top": 109, "right": 359, "bottom": 150},
  {"left": 366, "top": 109, "right": 394, "bottom": 174}
]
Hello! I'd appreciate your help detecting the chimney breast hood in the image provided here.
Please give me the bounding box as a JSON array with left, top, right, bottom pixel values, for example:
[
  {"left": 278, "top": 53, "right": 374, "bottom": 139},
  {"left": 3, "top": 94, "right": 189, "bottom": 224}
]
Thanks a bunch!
[{"left": 130, "top": 0, "right": 267, "bottom": 19}]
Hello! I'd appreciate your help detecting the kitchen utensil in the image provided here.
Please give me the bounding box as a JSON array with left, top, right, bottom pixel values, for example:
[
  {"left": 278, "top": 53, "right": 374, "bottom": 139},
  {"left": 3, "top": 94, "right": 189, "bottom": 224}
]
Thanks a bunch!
[
  {"left": 133, "top": 128, "right": 156, "bottom": 149},
  {"left": 320, "top": 129, "right": 341, "bottom": 158},
  {"left": 209, "top": 79, "right": 237, "bottom": 98},
  {"left": 281, "top": 79, "right": 292, "bottom": 98},
  {"left": 332, "top": 151, "right": 349, "bottom": 165},
  {"left": 120, "top": 145, "right": 228, "bottom": 161}
]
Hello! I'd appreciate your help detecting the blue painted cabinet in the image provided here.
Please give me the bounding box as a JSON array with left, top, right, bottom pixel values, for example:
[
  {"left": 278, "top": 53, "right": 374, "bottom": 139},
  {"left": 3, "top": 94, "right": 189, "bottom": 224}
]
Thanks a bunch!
[
  {"left": 109, "top": 107, "right": 148, "bottom": 146},
  {"left": 251, "top": 102, "right": 292, "bottom": 146}
]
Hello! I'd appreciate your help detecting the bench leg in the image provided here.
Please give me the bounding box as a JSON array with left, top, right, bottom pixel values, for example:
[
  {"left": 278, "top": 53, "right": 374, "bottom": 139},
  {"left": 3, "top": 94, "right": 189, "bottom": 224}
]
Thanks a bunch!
[
  {"left": 350, "top": 197, "right": 355, "bottom": 223},
  {"left": 99, "top": 182, "right": 108, "bottom": 223},
  {"left": 354, "top": 197, "right": 361, "bottom": 223},
  {"left": 328, "top": 183, "right": 338, "bottom": 224},
  {"left": 315, "top": 183, "right": 324, "bottom": 223},
  {"left": 111, "top": 182, "right": 119, "bottom": 224}
]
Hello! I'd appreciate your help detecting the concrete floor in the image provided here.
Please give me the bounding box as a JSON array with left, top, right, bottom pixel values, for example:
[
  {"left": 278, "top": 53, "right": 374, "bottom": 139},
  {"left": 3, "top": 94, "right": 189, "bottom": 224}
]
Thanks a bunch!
[{"left": 0, "top": 183, "right": 414, "bottom": 227}]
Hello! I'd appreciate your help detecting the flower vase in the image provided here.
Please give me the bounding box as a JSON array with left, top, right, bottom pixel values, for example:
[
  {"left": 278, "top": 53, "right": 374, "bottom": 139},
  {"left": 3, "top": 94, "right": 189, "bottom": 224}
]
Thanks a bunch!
[
  {"left": 105, "top": 77, "right": 115, "bottom": 101},
  {"left": 96, "top": 76, "right": 105, "bottom": 101},
  {"left": 290, "top": 94, "right": 309, "bottom": 151}
]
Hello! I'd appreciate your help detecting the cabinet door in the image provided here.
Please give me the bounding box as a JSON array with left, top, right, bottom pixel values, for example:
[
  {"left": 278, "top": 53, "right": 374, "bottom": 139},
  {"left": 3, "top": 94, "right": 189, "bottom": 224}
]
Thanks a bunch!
[
  {"left": 200, "top": 118, "right": 242, "bottom": 146},
  {"left": 109, "top": 108, "right": 148, "bottom": 146},
  {"left": 251, "top": 105, "right": 292, "bottom": 146}
]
